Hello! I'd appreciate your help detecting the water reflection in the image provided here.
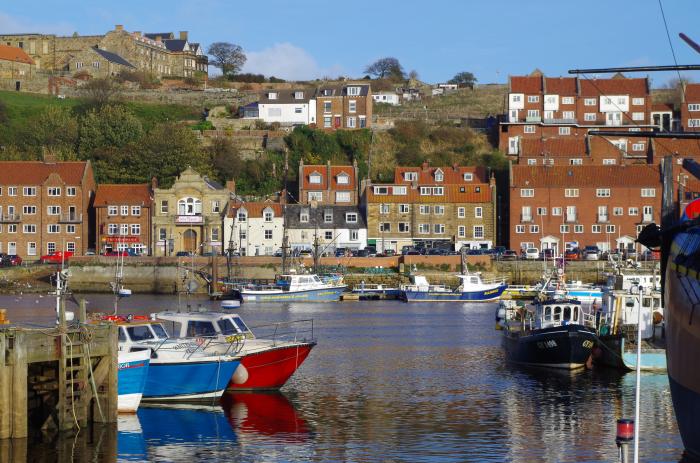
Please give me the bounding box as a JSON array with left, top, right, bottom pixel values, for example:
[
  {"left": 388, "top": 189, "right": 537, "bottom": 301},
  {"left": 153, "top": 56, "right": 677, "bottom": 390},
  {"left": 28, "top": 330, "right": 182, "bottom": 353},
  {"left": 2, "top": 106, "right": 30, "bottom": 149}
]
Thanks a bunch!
[{"left": 221, "top": 392, "right": 311, "bottom": 441}]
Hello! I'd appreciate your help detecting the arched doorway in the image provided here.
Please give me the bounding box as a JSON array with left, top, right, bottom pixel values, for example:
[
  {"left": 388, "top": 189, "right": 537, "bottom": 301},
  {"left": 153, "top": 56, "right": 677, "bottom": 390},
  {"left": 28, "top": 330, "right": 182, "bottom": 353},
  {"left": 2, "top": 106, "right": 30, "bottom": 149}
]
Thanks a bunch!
[
  {"left": 540, "top": 236, "right": 560, "bottom": 256},
  {"left": 183, "top": 229, "right": 197, "bottom": 253}
]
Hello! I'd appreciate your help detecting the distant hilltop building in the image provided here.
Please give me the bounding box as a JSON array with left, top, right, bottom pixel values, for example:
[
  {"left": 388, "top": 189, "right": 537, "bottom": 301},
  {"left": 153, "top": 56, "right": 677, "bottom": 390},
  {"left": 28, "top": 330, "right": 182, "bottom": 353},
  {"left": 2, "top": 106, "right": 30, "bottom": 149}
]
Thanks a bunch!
[{"left": 0, "top": 25, "right": 207, "bottom": 79}]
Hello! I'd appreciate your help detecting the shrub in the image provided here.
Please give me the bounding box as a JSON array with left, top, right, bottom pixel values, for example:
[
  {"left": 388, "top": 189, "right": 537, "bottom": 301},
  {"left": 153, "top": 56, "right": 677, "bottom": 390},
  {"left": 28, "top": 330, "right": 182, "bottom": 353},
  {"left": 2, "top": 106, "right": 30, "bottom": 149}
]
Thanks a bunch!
[{"left": 190, "top": 120, "right": 215, "bottom": 131}]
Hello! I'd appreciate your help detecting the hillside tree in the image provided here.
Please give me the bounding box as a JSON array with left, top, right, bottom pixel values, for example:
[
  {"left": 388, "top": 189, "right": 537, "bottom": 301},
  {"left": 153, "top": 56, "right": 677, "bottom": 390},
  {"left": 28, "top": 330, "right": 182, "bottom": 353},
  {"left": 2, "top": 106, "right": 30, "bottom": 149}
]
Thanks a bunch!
[
  {"left": 207, "top": 42, "right": 247, "bottom": 78},
  {"left": 449, "top": 71, "right": 477, "bottom": 89},
  {"left": 364, "top": 57, "right": 405, "bottom": 80}
]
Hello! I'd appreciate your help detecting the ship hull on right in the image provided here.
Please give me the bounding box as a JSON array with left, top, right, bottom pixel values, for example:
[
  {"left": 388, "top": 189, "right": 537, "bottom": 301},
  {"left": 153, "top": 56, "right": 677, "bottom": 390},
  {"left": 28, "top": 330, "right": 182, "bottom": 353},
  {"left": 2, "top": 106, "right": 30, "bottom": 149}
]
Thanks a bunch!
[{"left": 665, "top": 227, "right": 700, "bottom": 459}]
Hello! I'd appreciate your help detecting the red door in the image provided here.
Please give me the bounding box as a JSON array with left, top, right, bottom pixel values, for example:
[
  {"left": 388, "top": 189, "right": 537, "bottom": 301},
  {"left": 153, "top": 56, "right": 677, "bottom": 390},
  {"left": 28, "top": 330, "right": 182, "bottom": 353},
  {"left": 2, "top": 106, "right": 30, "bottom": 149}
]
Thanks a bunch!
[{"left": 334, "top": 116, "right": 341, "bottom": 128}]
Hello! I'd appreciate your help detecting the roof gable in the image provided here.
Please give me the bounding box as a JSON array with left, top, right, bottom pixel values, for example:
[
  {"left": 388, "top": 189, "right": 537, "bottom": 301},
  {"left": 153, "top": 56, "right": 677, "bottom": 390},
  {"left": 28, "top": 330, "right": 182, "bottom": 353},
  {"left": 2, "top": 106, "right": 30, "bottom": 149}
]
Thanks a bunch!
[{"left": 0, "top": 44, "right": 33, "bottom": 65}]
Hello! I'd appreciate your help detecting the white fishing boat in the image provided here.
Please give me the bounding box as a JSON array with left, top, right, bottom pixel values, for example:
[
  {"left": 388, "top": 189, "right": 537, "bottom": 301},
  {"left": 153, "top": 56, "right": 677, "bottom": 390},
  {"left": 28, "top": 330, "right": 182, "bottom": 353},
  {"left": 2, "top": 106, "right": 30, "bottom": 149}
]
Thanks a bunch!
[{"left": 240, "top": 273, "right": 347, "bottom": 302}]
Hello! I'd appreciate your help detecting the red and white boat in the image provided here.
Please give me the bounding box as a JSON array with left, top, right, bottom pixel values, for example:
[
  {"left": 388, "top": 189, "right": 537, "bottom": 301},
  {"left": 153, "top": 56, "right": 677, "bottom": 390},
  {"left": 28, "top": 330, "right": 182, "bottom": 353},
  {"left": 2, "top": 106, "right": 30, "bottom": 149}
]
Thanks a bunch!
[{"left": 154, "top": 311, "right": 316, "bottom": 390}]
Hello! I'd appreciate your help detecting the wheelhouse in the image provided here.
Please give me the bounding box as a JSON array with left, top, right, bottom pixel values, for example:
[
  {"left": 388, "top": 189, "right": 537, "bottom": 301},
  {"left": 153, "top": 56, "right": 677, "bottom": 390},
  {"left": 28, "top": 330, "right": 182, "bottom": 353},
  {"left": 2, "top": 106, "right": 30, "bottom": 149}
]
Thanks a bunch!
[
  {"left": 535, "top": 299, "right": 589, "bottom": 329},
  {"left": 156, "top": 312, "right": 254, "bottom": 340}
]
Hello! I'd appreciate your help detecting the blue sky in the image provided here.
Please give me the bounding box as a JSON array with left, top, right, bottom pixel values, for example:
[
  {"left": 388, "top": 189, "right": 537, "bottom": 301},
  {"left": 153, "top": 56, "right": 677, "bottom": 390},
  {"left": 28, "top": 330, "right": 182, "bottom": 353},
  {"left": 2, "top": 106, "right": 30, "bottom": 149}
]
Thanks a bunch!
[{"left": 2, "top": 0, "right": 699, "bottom": 85}]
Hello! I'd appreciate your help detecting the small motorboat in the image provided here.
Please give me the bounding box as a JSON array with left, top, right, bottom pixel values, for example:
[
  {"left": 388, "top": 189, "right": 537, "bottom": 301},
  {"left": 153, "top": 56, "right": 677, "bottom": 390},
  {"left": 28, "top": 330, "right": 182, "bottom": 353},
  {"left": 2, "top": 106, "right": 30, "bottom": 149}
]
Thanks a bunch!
[
  {"left": 401, "top": 273, "right": 507, "bottom": 302},
  {"left": 219, "top": 288, "right": 242, "bottom": 309},
  {"left": 117, "top": 349, "right": 150, "bottom": 412},
  {"left": 241, "top": 273, "right": 347, "bottom": 302}
]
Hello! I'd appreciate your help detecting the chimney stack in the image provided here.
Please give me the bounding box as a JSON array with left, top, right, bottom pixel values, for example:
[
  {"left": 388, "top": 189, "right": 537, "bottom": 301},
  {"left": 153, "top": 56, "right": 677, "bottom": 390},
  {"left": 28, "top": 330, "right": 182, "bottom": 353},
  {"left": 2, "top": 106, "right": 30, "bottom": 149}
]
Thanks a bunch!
[
  {"left": 115, "top": 25, "right": 124, "bottom": 31},
  {"left": 134, "top": 31, "right": 141, "bottom": 37},
  {"left": 179, "top": 31, "right": 189, "bottom": 41},
  {"left": 226, "top": 180, "right": 236, "bottom": 193},
  {"left": 156, "top": 35, "right": 162, "bottom": 43}
]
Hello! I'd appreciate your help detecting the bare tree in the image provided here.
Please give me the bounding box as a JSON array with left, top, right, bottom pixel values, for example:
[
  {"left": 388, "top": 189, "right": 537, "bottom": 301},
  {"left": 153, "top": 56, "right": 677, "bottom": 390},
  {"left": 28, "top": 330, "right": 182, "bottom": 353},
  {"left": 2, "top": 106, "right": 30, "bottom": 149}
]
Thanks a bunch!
[
  {"left": 207, "top": 42, "right": 247, "bottom": 78},
  {"left": 81, "top": 78, "right": 121, "bottom": 106},
  {"left": 364, "top": 57, "right": 405, "bottom": 80}
]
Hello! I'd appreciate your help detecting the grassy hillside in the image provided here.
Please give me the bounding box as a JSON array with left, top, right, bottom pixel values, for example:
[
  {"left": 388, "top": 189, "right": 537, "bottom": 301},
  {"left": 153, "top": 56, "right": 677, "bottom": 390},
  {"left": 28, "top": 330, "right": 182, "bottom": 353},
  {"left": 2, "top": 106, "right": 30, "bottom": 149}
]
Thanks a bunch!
[{"left": 0, "top": 91, "right": 200, "bottom": 142}]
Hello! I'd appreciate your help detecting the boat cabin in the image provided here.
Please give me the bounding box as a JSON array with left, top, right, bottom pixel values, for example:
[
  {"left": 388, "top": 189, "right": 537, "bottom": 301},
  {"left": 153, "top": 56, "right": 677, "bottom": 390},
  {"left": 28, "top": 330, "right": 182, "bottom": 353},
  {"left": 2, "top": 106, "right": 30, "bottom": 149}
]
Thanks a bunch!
[
  {"left": 155, "top": 311, "right": 255, "bottom": 340},
  {"left": 534, "top": 298, "right": 593, "bottom": 330}
]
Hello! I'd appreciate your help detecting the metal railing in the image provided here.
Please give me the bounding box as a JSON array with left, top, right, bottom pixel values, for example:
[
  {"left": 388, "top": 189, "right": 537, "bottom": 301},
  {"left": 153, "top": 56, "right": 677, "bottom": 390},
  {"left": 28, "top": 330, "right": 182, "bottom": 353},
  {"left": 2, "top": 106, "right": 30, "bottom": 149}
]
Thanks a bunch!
[
  {"left": 248, "top": 319, "right": 315, "bottom": 346},
  {"left": 597, "top": 214, "right": 609, "bottom": 223},
  {"left": 0, "top": 214, "right": 21, "bottom": 223},
  {"left": 58, "top": 213, "right": 82, "bottom": 223}
]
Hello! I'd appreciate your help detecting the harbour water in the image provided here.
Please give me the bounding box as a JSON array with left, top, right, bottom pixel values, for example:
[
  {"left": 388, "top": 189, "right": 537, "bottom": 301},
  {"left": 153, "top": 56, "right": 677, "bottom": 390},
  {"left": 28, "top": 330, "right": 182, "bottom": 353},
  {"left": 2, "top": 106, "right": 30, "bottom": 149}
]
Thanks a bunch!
[{"left": 1, "top": 294, "right": 685, "bottom": 462}]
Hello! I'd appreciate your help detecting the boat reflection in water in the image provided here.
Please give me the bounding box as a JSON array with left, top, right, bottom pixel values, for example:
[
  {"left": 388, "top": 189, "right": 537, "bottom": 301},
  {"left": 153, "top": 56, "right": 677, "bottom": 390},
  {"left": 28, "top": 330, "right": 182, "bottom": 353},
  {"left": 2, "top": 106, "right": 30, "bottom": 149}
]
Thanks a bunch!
[
  {"left": 117, "top": 392, "right": 309, "bottom": 461},
  {"left": 221, "top": 392, "right": 312, "bottom": 441}
]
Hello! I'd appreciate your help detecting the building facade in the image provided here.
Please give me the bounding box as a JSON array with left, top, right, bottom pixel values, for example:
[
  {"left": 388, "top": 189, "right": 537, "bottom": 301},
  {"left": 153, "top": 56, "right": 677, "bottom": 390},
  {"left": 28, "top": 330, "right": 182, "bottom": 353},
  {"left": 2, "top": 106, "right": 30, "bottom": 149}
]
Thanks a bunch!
[
  {"left": 315, "top": 83, "right": 372, "bottom": 130},
  {"left": 0, "top": 160, "right": 95, "bottom": 259},
  {"left": 681, "top": 83, "right": 700, "bottom": 132},
  {"left": 285, "top": 204, "right": 367, "bottom": 253},
  {"left": 0, "top": 44, "right": 34, "bottom": 90},
  {"left": 152, "top": 168, "right": 233, "bottom": 256},
  {"left": 94, "top": 184, "right": 152, "bottom": 255},
  {"left": 509, "top": 164, "right": 662, "bottom": 254},
  {"left": 223, "top": 202, "right": 284, "bottom": 256},
  {"left": 258, "top": 89, "right": 317, "bottom": 126},
  {"left": 298, "top": 160, "right": 358, "bottom": 205},
  {"left": 364, "top": 164, "right": 497, "bottom": 252}
]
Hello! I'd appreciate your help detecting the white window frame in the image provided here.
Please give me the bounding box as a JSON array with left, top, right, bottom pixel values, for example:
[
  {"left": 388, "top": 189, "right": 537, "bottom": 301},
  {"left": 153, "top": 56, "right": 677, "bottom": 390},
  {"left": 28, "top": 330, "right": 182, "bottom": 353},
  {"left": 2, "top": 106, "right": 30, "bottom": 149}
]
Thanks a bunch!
[{"left": 520, "top": 189, "right": 534, "bottom": 197}]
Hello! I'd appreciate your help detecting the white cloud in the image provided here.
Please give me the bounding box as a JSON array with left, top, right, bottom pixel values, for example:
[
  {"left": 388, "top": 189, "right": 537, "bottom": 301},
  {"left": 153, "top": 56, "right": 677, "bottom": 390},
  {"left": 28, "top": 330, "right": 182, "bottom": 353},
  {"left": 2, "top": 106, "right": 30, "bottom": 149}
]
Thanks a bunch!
[
  {"left": 243, "top": 43, "right": 343, "bottom": 81},
  {"left": 0, "top": 12, "right": 74, "bottom": 35}
]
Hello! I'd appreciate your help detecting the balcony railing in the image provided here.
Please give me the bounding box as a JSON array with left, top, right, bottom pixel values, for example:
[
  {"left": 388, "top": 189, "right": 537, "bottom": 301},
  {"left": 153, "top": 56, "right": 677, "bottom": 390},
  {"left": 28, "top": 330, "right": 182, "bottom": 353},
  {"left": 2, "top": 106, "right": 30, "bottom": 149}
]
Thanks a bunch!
[
  {"left": 521, "top": 214, "right": 533, "bottom": 223},
  {"left": 543, "top": 118, "right": 577, "bottom": 124},
  {"left": 566, "top": 214, "right": 577, "bottom": 223},
  {"left": 0, "top": 214, "right": 21, "bottom": 223},
  {"left": 642, "top": 215, "right": 653, "bottom": 223},
  {"left": 597, "top": 214, "right": 609, "bottom": 223},
  {"left": 525, "top": 116, "right": 542, "bottom": 123},
  {"left": 58, "top": 213, "right": 83, "bottom": 223}
]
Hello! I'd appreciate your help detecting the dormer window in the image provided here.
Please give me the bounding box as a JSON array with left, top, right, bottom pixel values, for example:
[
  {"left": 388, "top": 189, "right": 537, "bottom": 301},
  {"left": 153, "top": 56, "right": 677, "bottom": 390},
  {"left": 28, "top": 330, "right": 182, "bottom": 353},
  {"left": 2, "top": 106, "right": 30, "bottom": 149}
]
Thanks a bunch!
[
  {"left": 347, "top": 86, "right": 360, "bottom": 96},
  {"left": 324, "top": 209, "right": 333, "bottom": 223},
  {"left": 434, "top": 169, "right": 444, "bottom": 182},
  {"left": 309, "top": 173, "right": 322, "bottom": 184},
  {"left": 404, "top": 172, "right": 417, "bottom": 181},
  {"left": 300, "top": 208, "right": 309, "bottom": 222},
  {"left": 263, "top": 208, "right": 274, "bottom": 222},
  {"left": 464, "top": 173, "right": 473, "bottom": 181},
  {"left": 323, "top": 89, "right": 332, "bottom": 96},
  {"left": 268, "top": 92, "right": 278, "bottom": 100},
  {"left": 294, "top": 91, "right": 304, "bottom": 99},
  {"left": 237, "top": 209, "right": 247, "bottom": 222},
  {"left": 337, "top": 173, "right": 349, "bottom": 184}
]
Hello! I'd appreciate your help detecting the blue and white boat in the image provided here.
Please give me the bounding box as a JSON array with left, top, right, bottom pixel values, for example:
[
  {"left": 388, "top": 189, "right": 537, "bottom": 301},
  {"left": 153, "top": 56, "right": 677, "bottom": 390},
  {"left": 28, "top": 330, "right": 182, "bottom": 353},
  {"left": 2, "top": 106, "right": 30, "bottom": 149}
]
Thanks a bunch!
[
  {"left": 401, "top": 274, "right": 507, "bottom": 302},
  {"left": 117, "top": 349, "right": 151, "bottom": 412},
  {"left": 240, "top": 273, "right": 347, "bottom": 302},
  {"left": 351, "top": 282, "right": 402, "bottom": 298},
  {"left": 563, "top": 282, "right": 603, "bottom": 304},
  {"left": 116, "top": 321, "right": 241, "bottom": 401}
]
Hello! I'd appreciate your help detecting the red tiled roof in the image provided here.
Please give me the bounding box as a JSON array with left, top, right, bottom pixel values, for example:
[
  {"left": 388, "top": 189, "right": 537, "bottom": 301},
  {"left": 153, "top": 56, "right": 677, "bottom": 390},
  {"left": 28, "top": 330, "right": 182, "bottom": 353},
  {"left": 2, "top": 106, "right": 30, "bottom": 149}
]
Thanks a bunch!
[
  {"left": 0, "top": 161, "right": 87, "bottom": 185},
  {"left": 301, "top": 165, "right": 356, "bottom": 191},
  {"left": 0, "top": 44, "right": 33, "bottom": 65},
  {"left": 510, "top": 76, "right": 542, "bottom": 94},
  {"left": 653, "top": 139, "right": 700, "bottom": 157},
  {"left": 520, "top": 138, "right": 586, "bottom": 157},
  {"left": 94, "top": 184, "right": 152, "bottom": 206},
  {"left": 685, "top": 83, "right": 700, "bottom": 101},
  {"left": 366, "top": 184, "right": 491, "bottom": 203},
  {"left": 394, "top": 165, "right": 488, "bottom": 184},
  {"left": 545, "top": 77, "right": 577, "bottom": 95},
  {"left": 228, "top": 201, "right": 283, "bottom": 218},
  {"left": 579, "top": 77, "right": 648, "bottom": 96},
  {"left": 511, "top": 165, "right": 660, "bottom": 188}
]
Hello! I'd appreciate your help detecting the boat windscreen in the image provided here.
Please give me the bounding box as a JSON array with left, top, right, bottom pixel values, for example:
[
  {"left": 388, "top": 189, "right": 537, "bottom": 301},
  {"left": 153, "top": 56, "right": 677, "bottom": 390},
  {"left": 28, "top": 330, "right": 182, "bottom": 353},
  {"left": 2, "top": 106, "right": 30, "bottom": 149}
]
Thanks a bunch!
[
  {"left": 232, "top": 316, "right": 250, "bottom": 333},
  {"left": 127, "top": 325, "right": 155, "bottom": 341},
  {"left": 217, "top": 318, "right": 237, "bottom": 335},
  {"left": 151, "top": 323, "right": 169, "bottom": 339},
  {"left": 186, "top": 321, "right": 217, "bottom": 337}
]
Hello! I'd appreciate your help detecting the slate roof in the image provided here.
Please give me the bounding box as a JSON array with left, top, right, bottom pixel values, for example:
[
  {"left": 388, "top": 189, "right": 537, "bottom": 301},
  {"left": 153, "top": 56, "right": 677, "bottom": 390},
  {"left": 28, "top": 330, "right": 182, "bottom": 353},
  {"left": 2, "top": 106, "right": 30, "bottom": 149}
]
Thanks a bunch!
[
  {"left": 94, "top": 184, "right": 152, "bottom": 206},
  {"left": 164, "top": 39, "right": 187, "bottom": 52},
  {"left": 511, "top": 165, "right": 660, "bottom": 188},
  {"left": 285, "top": 205, "right": 366, "bottom": 229},
  {"left": 93, "top": 47, "right": 134, "bottom": 68},
  {"left": 316, "top": 84, "right": 370, "bottom": 97},
  {"left": 0, "top": 44, "right": 33, "bottom": 65},
  {"left": 0, "top": 161, "right": 88, "bottom": 185},
  {"left": 259, "top": 89, "right": 312, "bottom": 104}
]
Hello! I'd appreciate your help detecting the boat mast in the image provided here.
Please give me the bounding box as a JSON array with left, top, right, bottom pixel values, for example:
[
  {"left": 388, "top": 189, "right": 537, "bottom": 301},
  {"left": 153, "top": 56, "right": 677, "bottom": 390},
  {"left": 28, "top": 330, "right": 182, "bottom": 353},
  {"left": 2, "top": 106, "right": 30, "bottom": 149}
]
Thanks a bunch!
[{"left": 281, "top": 149, "right": 290, "bottom": 275}]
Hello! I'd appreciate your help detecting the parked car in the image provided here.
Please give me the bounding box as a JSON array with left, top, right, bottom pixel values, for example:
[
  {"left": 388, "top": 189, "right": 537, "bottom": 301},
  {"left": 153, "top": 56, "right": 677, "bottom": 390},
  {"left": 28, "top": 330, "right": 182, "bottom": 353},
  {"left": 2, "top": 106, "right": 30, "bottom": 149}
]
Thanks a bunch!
[
  {"left": 104, "top": 251, "right": 130, "bottom": 257},
  {"left": 40, "top": 251, "right": 74, "bottom": 264},
  {"left": 298, "top": 249, "right": 313, "bottom": 258},
  {"left": 175, "top": 251, "right": 193, "bottom": 257},
  {"left": 378, "top": 249, "right": 396, "bottom": 257},
  {"left": 334, "top": 248, "right": 349, "bottom": 257},
  {"left": 642, "top": 249, "right": 661, "bottom": 260},
  {"left": 523, "top": 247, "right": 539, "bottom": 260},
  {"left": 273, "top": 249, "right": 284, "bottom": 257},
  {"left": 623, "top": 249, "right": 638, "bottom": 259},
  {"left": 2, "top": 255, "right": 22, "bottom": 266},
  {"left": 583, "top": 246, "right": 600, "bottom": 261},
  {"left": 356, "top": 248, "right": 370, "bottom": 257},
  {"left": 501, "top": 250, "right": 519, "bottom": 260},
  {"left": 540, "top": 248, "right": 555, "bottom": 260},
  {"left": 365, "top": 247, "right": 377, "bottom": 257},
  {"left": 466, "top": 249, "right": 484, "bottom": 255},
  {"left": 491, "top": 246, "right": 506, "bottom": 258},
  {"left": 564, "top": 249, "right": 580, "bottom": 261},
  {"left": 85, "top": 249, "right": 96, "bottom": 256}
]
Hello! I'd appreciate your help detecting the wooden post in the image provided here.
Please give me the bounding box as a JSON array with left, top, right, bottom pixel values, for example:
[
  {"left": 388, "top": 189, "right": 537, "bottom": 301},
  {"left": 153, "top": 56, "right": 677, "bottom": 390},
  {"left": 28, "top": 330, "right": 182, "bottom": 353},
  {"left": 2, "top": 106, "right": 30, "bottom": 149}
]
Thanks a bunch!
[
  {"left": 93, "top": 324, "right": 118, "bottom": 423},
  {"left": 78, "top": 299, "right": 87, "bottom": 324},
  {"left": 11, "top": 331, "right": 27, "bottom": 438},
  {"left": 0, "top": 332, "right": 10, "bottom": 439}
]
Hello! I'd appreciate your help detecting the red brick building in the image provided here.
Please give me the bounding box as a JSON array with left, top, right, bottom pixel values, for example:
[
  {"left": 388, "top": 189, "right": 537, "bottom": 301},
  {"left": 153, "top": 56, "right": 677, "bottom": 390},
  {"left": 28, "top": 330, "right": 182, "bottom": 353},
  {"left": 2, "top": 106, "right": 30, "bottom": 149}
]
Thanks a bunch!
[
  {"left": 681, "top": 83, "right": 700, "bottom": 132},
  {"left": 0, "top": 161, "right": 95, "bottom": 259},
  {"left": 509, "top": 164, "right": 662, "bottom": 254},
  {"left": 501, "top": 72, "right": 657, "bottom": 164},
  {"left": 315, "top": 83, "right": 372, "bottom": 130},
  {"left": 298, "top": 160, "right": 358, "bottom": 205},
  {"left": 94, "top": 184, "right": 153, "bottom": 255}
]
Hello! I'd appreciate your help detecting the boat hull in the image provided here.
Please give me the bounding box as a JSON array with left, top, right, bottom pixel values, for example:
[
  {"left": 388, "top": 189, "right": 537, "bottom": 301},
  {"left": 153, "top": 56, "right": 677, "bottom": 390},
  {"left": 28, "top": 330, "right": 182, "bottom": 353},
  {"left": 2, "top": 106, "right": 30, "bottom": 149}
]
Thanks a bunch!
[
  {"left": 403, "top": 283, "right": 507, "bottom": 302},
  {"left": 665, "top": 237, "right": 700, "bottom": 459},
  {"left": 117, "top": 350, "right": 150, "bottom": 413},
  {"left": 594, "top": 335, "right": 666, "bottom": 372},
  {"left": 142, "top": 357, "right": 240, "bottom": 401},
  {"left": 229, "top": 342, "right": 316, "bottom": 390},
  {"left": 502, "top": 324, "right": 596, "bottom": 370},
  {"left": 241, "top": 286, "right": 347, "bottom": 302}
]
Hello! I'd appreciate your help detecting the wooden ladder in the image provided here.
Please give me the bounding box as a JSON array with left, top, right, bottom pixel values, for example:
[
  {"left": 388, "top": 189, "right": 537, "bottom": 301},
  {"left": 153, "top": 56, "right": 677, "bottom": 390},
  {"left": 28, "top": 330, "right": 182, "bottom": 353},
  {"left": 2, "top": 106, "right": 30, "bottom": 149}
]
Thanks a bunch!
[{"left": 58, "top": 334, "right": 89, "bottom": 431}]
